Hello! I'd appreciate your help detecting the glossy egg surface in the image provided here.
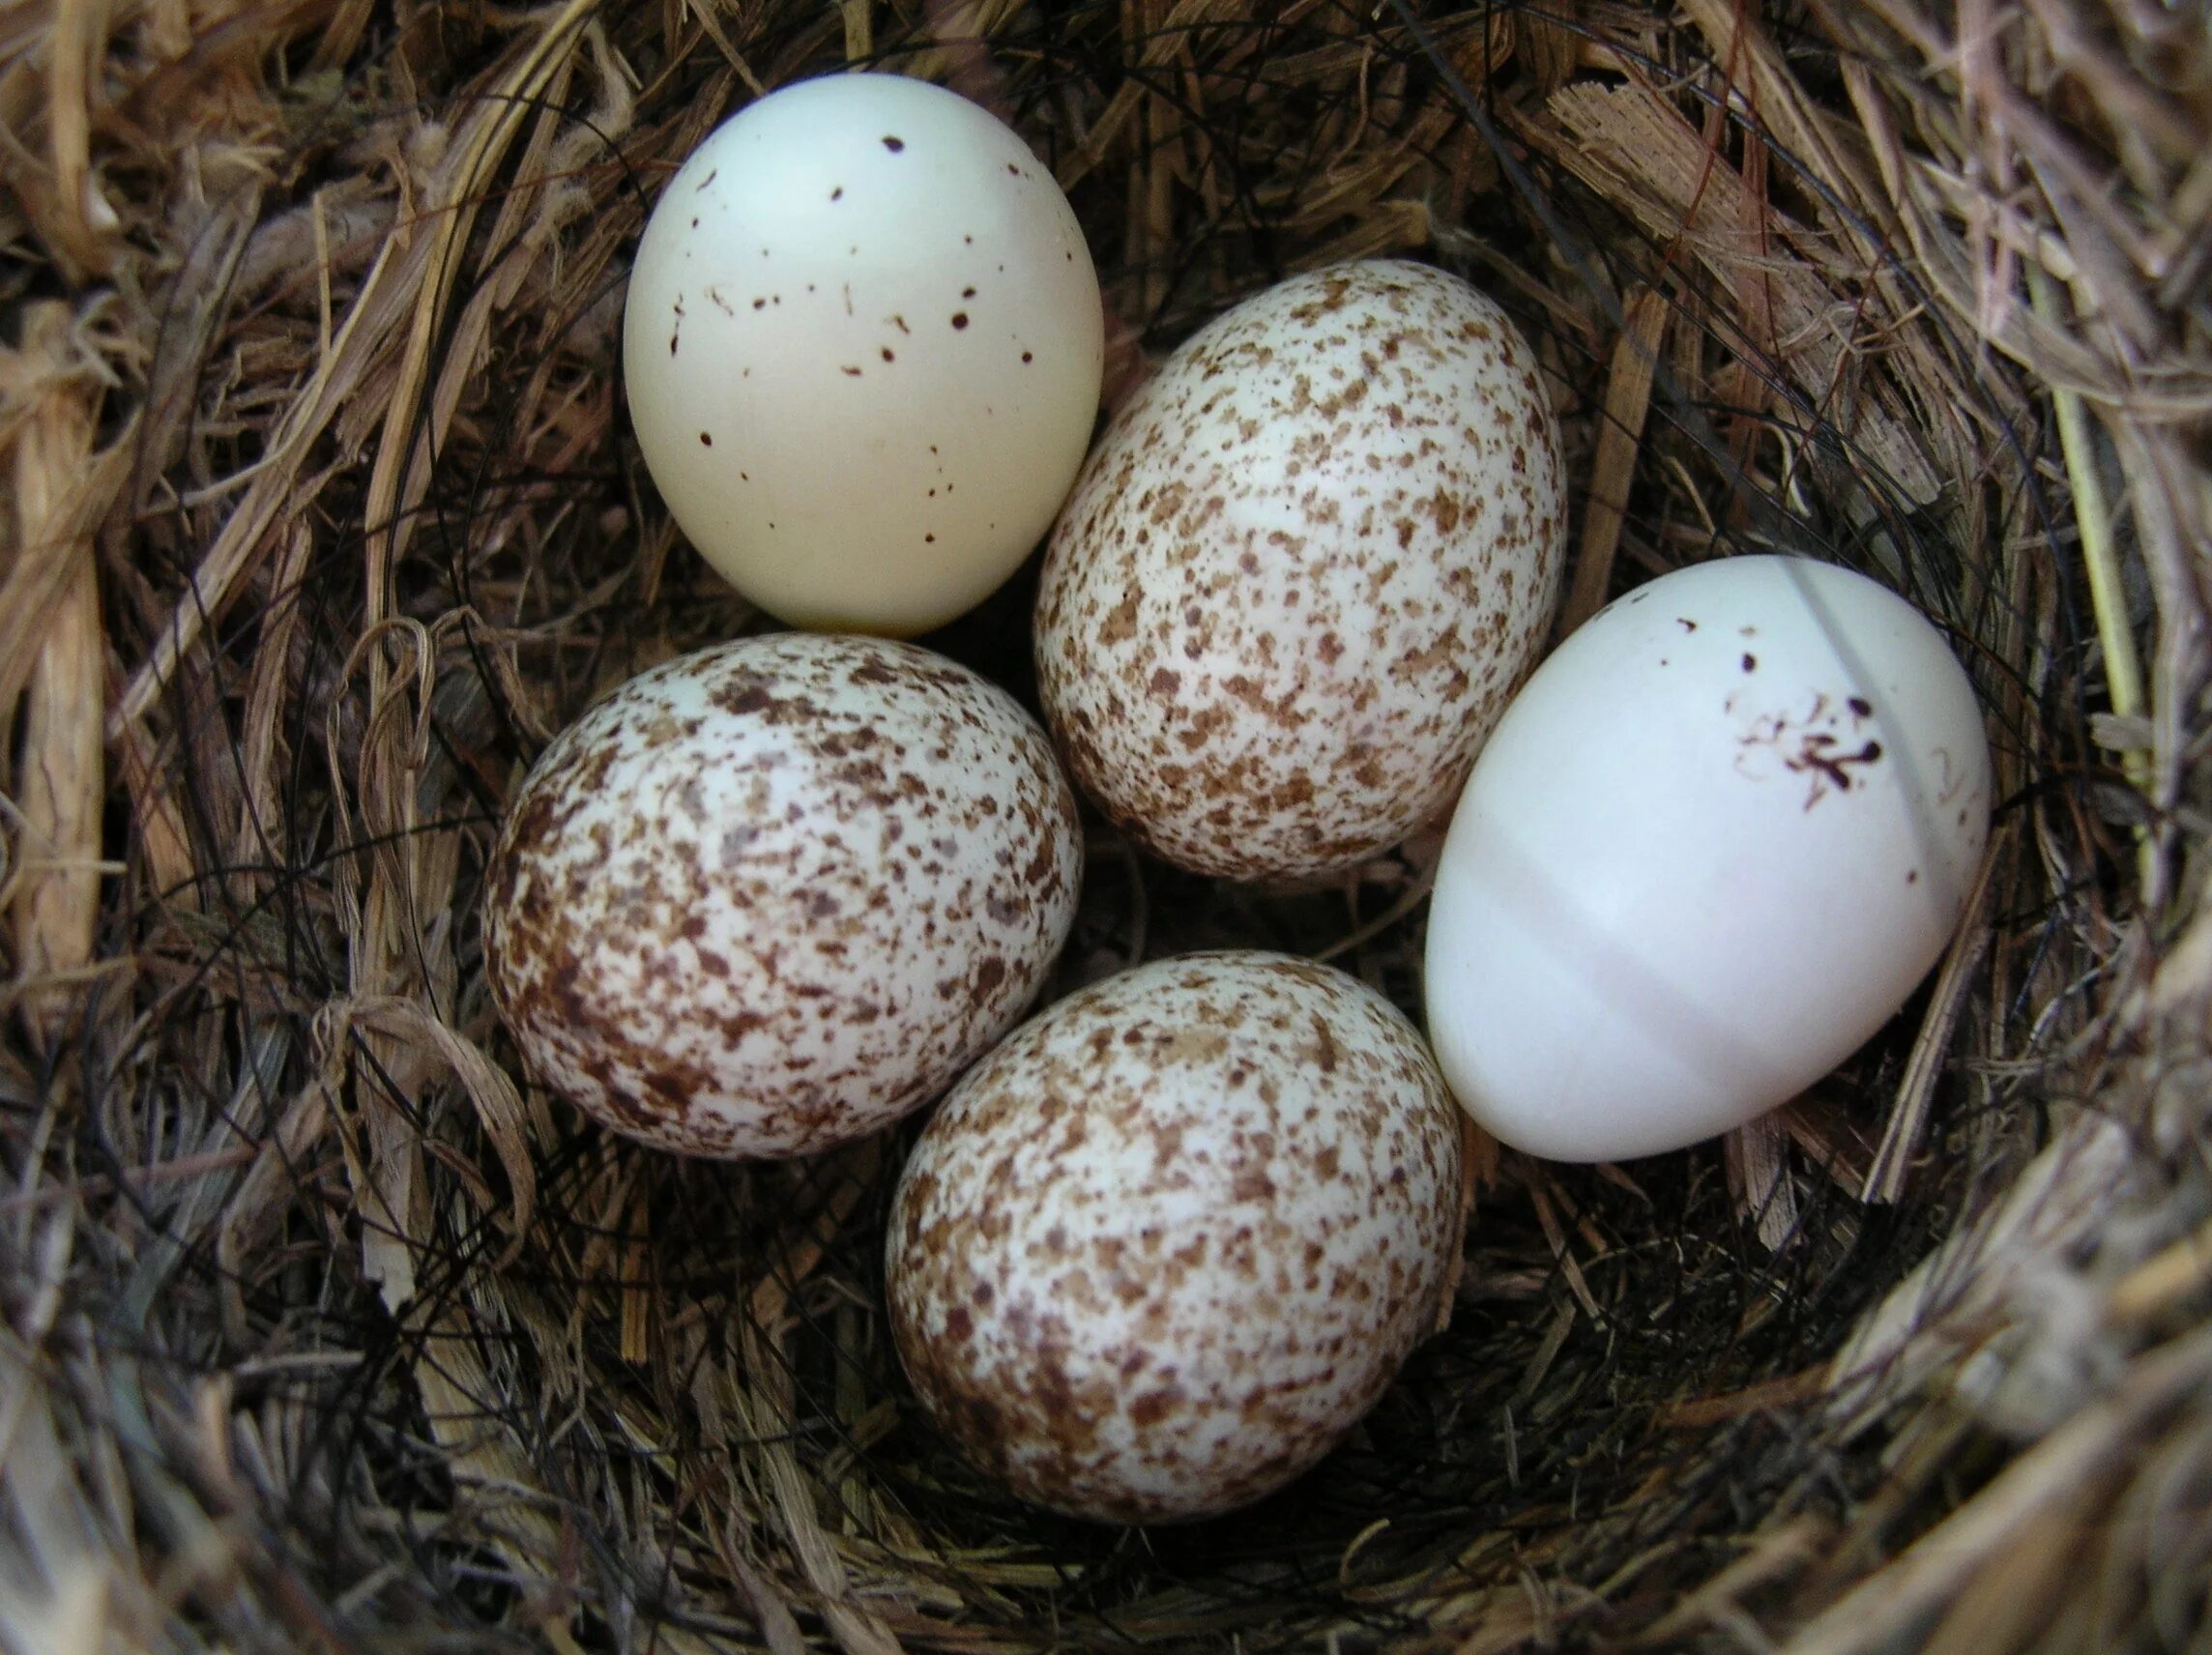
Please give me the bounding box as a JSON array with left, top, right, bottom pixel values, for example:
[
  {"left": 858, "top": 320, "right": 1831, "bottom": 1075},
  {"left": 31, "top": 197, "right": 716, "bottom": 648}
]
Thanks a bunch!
[
  {"left": 1424, "top": 555, "right": 1993, "bottom": 1162},
  {"left": 624, "top": 73, "right": 1104, "bottom": 635}
]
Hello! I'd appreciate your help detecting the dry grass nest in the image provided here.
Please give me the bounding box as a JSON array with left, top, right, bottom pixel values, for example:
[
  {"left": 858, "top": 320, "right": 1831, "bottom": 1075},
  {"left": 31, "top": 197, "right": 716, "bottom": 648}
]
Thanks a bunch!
[{"left": 3, "top": 2, "right": 2209, "bottom": 1651}]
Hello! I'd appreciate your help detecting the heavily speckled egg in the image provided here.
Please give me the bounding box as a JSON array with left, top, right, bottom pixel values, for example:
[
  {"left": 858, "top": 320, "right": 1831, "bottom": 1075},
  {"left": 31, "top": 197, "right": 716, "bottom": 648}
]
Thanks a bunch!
[
  {"left": 481, "top": 634, "right": 1083, "bottom": 1160},
  {"left": 1034, "top": 260, "right": 1563, "bottom": 880},
  {"left": 886, "top": 951, "right": 1464, "bottom": 1524},
  {"left": 623, "top": 73, "right": 1104, "bottom": 636},
  {"left": 1424, "top": 555, "right": 1994, "bottom": 1162}
]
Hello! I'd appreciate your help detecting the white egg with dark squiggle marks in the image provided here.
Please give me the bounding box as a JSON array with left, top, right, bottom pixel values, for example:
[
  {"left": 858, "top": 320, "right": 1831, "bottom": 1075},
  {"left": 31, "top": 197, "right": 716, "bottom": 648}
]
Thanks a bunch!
[
  {"left": 1424, "top": 555, "right": 1994, "bottom": 1163},
  {"left": 1035, "top": 260, "right": 1563, "bottom": 880},
  {"left": 624, "top": 73, "right": 1104, "bottom": 635},
  {"left": 887, "top": 951, "right": 1464, "bottom": 1524},
  {"left": 481, "top": 634, "right": 1083, "bottom": 1160}
]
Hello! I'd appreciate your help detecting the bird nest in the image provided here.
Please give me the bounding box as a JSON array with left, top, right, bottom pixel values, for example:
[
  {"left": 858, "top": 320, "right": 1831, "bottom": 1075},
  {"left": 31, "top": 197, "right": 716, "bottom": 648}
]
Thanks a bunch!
[{"left": 3, "top": 2, "right": 2209, "bottom": 1651}]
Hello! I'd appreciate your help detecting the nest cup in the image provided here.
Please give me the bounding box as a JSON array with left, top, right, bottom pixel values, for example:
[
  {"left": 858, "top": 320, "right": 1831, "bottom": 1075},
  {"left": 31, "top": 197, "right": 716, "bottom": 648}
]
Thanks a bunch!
[{"left": 2, "top": 3, "right": 2207, "bottom": 1651}]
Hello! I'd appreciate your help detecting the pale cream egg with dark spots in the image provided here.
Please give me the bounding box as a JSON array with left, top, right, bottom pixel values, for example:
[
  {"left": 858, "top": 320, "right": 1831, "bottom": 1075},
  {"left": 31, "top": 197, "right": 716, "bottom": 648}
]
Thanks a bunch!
[
  {"left": 622, "top": 73, "right": 1104, "bottom": 638},
  {"left": 480, "top": 632, "right": 1083, "bottom": 1160},
  {"left": 1033, "top": 259, "right": 1564, "bottom": 882},
  {"left": 884, "top": 949, "right": 1465, "bottom": 1524}
]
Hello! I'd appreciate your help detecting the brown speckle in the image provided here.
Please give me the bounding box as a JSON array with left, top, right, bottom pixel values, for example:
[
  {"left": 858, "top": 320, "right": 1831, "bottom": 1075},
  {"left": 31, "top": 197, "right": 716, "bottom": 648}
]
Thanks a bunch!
[
  {"left": 884, "top": 953, "right": 1461, "bottom": 1524},
  {"left": 1032, "top": 261, "right": 1563, "bottom": 880},
  {"left": 480, "top": 635, "right": 1084, "bottom": 1162}
]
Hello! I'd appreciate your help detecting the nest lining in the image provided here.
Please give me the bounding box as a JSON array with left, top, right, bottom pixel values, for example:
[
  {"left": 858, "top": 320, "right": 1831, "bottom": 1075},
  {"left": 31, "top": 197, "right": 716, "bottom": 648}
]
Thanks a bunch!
[{"left": 1, "top": 2, "right": 2208, "bottom": 1652}]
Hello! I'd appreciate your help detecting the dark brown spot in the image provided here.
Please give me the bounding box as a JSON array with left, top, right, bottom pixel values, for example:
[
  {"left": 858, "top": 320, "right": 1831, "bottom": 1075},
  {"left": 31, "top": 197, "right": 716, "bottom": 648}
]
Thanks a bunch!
[
  {"left": 1100, "top": 590, "right": 1140, "bottom": 645},
  {"left": 882, "top": 135, "right": 905, "bottom": 152},
  {"left": 1309, "top": 1013, "right": 1341, "bottom": 1073},
  {"left": 1130, "top": 1386, "right": 1185, "bottom": 1428}
]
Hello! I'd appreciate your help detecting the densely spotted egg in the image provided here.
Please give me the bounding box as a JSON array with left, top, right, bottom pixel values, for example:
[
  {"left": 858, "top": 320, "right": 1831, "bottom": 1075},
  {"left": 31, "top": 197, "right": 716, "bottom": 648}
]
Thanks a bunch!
[
  {"left": 886, "top": 951, "right": 1464, "bottom": 1524},
  {"left": 622, "top": 73, "right": 1104, "bottom": 636},
  {"left": 1034, "top": 260, "right": 1563, "bottom": 880},
  {"left": 481, "top": 634, "right": 1082, "bottom": 1160},
  {"left": 1424, "top": 556, "right": 1994, "bottom": 1162}
]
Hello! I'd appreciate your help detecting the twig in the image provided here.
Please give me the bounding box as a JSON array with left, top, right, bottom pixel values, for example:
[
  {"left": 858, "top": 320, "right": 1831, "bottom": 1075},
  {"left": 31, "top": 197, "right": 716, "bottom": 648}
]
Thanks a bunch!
[
  {"left": 1863, "top": 824, "right": 2009, "bottom": 1204},
  {"left": 2025, "top": 263, "right": 2151, "bottom": 891},
  {"left": 1558, "top": 286, "right": 1669, "bottom": 635}
]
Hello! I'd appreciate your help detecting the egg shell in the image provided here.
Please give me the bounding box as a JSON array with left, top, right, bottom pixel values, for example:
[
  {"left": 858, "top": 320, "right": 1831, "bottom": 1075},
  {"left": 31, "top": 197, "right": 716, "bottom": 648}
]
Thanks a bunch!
[
  {"left": 622, "top": 73, "right": 1104, "bottom": 636},
  {"left": 1423, "top": 555, "right": 1994, "bottom": 1163},
  {"left": 1034, "top": 259, "right": 1564, "bottom": 881},
  {"left": 886, "top": 951, "right": 1465, "bottom": 1524},
  {"left": 481, "top": 634, "right": 1083, "bottom": 1160}
]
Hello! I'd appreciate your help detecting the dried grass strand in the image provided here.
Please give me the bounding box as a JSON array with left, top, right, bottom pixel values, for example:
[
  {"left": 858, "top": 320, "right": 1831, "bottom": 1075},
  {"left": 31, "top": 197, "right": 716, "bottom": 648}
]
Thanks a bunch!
[
  {"left": 1785, "top": 1328, "right": 2212, "bottom": 1655},
  {"left": 4, "top": 303, "right": 105, "bottom": 1047}
]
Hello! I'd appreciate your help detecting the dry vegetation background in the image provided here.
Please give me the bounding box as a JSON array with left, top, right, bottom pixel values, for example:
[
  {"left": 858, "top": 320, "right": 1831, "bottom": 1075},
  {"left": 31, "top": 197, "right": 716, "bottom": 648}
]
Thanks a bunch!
[{"left": 2, "top": 1, "right": 2209, "bottom": 1651}]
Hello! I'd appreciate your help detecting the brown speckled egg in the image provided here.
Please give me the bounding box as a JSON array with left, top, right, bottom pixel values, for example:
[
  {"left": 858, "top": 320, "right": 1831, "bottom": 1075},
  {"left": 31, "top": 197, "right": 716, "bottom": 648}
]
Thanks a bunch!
[
  {"left": 1034, "top": 260, "right": 1564, "bottom": 879},
  {"left": 886, "top": 950, "right": 1464, "bottom": 1524},
  {"left": 481, "top": 634, "right": 1082, "bottom": 1160}
]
